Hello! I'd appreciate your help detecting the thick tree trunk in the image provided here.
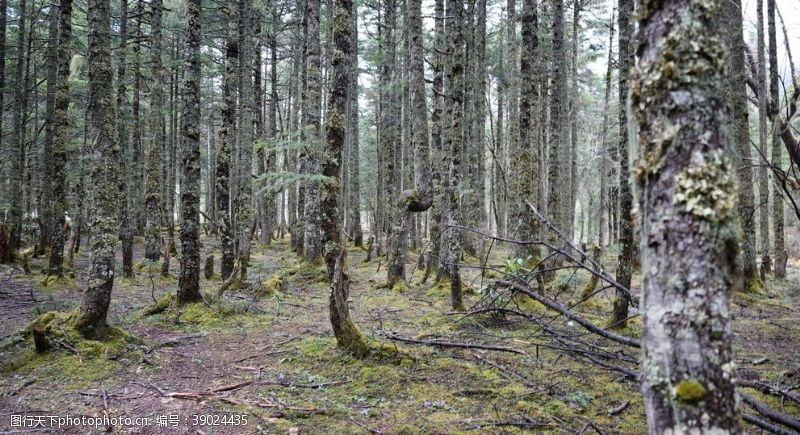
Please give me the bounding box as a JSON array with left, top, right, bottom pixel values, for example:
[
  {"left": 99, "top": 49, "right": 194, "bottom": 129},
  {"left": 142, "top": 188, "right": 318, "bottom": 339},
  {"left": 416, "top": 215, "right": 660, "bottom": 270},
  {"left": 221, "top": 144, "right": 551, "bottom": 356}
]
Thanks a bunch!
[
  {"left": 132, "top": 0, "right": 144, "bottom": 237},
  {"left": 178, "top": 0, "right": 202, "bottom": 304},
  {"left": 301, "top": 0, "right": 323, "bottom": 263},
  {"left": 48, "top": 0, "right": 73, "bottom": 277},
  {"left": 635, "top": 0, "right": 740, "bottom": 431},
  {"left": 74, "top": 0, "right": 119, "bottom": 341},
  {"left": 325, "top": 0, "right": 366, "bottom": 358}
]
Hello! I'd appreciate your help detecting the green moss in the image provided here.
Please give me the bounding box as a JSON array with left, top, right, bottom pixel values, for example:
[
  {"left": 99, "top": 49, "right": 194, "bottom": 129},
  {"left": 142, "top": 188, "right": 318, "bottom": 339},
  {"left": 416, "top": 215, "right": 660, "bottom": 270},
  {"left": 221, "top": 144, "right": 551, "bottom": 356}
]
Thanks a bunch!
[
  {"left": 391, "top": 280, "right": 411, "bottom": 293},
  {"left": 674, "top": 380, "right": 707, "bottom": 404},
  {"left": 258, "top": 274, "right": 286, "bottom": 296},
  {"left": 142, "top": 294, "right": 175, "bottom": 316}
]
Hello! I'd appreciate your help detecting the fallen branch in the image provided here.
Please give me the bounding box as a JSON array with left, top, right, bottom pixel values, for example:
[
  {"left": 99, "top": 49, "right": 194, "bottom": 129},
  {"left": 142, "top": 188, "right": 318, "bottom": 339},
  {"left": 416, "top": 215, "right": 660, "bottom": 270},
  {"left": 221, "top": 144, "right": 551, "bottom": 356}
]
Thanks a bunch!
[
  {"left": 258, "top": 380, "right": 349, "bottom": 389},
  {"left": 739, "top": 379, "right": 800, "bottom": 406},
  {"left": 496, "top": 279, "right": 640, "bottom": 349},
  {"left": 741, "top": 392, "right": 800, "bottom": 432},
  {"left": 744, "top": 413, "right": 794, "bottom": 435},
  {"left": 382, "top": 331, "right": 528, "bottom": 355}
]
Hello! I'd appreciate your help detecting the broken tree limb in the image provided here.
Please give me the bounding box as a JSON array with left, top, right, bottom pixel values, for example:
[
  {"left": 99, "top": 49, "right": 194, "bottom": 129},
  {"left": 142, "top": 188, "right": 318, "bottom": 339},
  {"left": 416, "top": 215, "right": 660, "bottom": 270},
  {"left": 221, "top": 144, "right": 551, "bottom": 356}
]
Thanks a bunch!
[{"left": 741, "top": 392, "right": 800, "bottom": 432}]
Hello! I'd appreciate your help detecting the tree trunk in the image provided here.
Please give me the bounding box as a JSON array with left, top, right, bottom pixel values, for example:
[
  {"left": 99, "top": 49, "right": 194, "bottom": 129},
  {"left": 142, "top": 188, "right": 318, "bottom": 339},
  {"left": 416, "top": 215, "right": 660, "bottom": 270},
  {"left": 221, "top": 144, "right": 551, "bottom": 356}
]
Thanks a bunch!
[
  {"left": 325, "top": 0, "right": 366, "bottom": 358},
  {"left": 610, "top": 0, "right": 633, "bottom": 328},
  {"left": 217, "top": 2, "right": 239, "bottom": 280},
  {"left": 237, "top": 0, "right": 255, "bottom": 280},
  {"left": 9, "top": 0, "right": 28, "bottom": 257},
  {"left": 144, "top": 0, "right": 165, "bottom": 263},
  {"left": 345, "top": 6, "right": 362, "bottom": 247},
  {"left": 48, "top": 0, "right": 73, "bottom": 277},
  {"left": 301, "top": 0, "right": 323, "bottom": 263},
  {"left": 756, "top": 0, "right": 771, "bottom": 276},
  {"left": 178, "top": 0, "right": 202, "bottom": 304},
  {"left": 597, "top": 9, "right": 614, "bottom": 254},
  {"left": 767, "top": 0, "right": 785, "bottom": 279},
  {"left": 635, "top": 0, "right": 740, "bottom": 430},
  {"left": 74, "top": 0, "right": 119, "bottom": 341},
  {"left": 39, "top": 3, "right": 59, "bottom": 257},
  {"left": 725, "top": 0, "right": 760, "bottom": 289}
]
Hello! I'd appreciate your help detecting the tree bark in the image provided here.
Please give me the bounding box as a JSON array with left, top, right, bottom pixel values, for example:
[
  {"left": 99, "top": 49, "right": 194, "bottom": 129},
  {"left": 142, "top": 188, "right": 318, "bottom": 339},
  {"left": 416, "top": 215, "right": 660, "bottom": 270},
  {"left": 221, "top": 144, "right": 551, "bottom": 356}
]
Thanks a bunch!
[
  {"left": 756, "top": 0, "right": 771, "bottom": 276},
  {"left": 634, "top": 0, "right": 740, "bottom": 430},
  {"left": 144, "top": 0, "right": 165, "bottom": 263},
  {"left": 767, "top": 0, "right": 785, "bottom": 278}
]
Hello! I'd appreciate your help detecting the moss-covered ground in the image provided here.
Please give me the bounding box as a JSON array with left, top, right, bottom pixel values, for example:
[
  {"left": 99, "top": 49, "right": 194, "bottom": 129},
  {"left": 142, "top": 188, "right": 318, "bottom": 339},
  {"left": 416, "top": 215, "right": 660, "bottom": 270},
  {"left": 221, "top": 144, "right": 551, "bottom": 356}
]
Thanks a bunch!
[{"left": 1, "top": 237, "right": 798, "bottom": 433}]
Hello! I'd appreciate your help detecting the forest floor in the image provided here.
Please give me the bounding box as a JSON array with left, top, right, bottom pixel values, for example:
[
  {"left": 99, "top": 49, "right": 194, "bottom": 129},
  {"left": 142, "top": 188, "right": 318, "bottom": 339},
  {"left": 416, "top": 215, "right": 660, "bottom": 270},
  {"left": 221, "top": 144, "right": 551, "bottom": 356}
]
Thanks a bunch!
[{"left": 1, "top": 236, "right": 799, "bottom": 434}]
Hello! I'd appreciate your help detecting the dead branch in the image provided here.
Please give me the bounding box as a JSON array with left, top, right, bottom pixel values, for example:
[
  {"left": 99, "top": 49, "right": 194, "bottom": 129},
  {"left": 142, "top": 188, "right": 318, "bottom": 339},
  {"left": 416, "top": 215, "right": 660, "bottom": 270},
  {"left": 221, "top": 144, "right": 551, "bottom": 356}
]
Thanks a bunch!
[
  {"left": 739, "top": 379, "right": 800, "bottom": 406},
  {"left": 381, "top": 331, "right": 528, "bottom": 355},
  {"left": 741, "top": 392, "right": 800, "bottom": 432},
  {"left": 744, "top": 414, "right": 794, "bottom": 435}
]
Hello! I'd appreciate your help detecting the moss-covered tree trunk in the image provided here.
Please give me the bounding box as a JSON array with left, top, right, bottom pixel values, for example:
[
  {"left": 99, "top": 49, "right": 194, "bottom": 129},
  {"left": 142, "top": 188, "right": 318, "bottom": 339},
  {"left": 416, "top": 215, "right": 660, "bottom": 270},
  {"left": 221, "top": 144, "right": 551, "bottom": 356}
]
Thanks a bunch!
[
  {"left": 132, "top": 0, "right": 144, "bottom": 237},
  {"left": 144, "top": 0, "right": 165, "bottom": 263},
  {"left": 609, "top": 0, "right": 633, "bottom": 328},
  {"left": 74, "top": 0, "right": 119, "bottom": 340},
  {"left": 217, "top": 3, "right": 239, "bottom": 280},
  {"left": 510, "top": 0, "right": 539, "bottom": 261},
  {"left": 325, "top": 0, "right": 366, "bottom": 358},
  {"left": 47, "top": 0, "right": 73, "bottom": 277},
  {"left": 301, "top": 0, "right": 323, "bottom": 263},
  {"left": 725, "top": 0, "right": 760, "bottom": 289},
  {"left": 345, "top": 6, "right": 362, "bottom": 247},
  {"left": 635, "top": 0, "right": 740, "bottom": 430},
  {"left": 8, "top": 0, "right": 27, "bottom": 257},
  {"left": 178, "top": 0, "right": 202, "bottom": 305}
]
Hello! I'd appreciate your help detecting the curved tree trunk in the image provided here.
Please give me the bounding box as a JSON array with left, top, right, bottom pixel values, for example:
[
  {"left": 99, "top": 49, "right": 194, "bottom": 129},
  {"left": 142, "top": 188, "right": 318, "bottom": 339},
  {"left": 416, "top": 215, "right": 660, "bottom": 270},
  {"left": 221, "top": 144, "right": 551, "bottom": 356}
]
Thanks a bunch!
[
  {"left": 635, "top": 0, "right": 740, "bottom": 430},
  {"left": 325, "top": 0, "right": 366, "bottom": 357}
]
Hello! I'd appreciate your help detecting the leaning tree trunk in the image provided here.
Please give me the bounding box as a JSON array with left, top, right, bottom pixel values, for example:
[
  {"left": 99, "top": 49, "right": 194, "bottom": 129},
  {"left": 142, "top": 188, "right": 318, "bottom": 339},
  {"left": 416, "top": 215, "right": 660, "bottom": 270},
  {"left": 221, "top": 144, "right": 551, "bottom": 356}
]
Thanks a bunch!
[
  {"left": 609, "top": 0, "right": 633, "bottom": 329},
  {"left": 178, "top": 0, "right": 202, "bottom": 305},
  {"left": 325, "top": 0, "right": 366, "bottom": 358},
  {"left": 144, "top": 0, "right": 165, "bottom": 263},
  {"left": 635, "top": 0, "right": 740, "bottom": 431},
  {"left": 48, "top": 0, "right": 73, "bottom": 277},
  {"left": 74, "top": 0, "right": 119, "bottom": 340}
]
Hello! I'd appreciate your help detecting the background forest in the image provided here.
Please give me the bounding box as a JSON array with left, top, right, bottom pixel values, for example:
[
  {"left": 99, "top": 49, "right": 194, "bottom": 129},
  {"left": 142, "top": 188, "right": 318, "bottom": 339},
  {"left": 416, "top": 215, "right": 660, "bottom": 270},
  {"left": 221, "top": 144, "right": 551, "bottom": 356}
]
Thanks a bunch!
[{"left": 0, "top": 0, "right": 799, "bottom": 432}]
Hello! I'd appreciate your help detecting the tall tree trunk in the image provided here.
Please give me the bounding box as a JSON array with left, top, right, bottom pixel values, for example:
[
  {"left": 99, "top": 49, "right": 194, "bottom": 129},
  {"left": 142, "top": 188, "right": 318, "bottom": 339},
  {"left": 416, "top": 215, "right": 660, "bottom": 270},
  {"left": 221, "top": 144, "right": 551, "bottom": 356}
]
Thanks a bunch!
[
  {"left": 725, "top": 0, "right": 760, "bottom": 289},
  {"left": 178, "top": 0, "right": 202, "bottom": 304},
  {"left": 511, "top": 0, "right": 539, "bottom": 261},
  {"left": 132, "top": 0, "right": 144, "bottom": 237},
  {"left": 301, "top": 0, "right": 323, "bottom": 263},
  {"left": 116, "top": 0, "right": 133, "bottom": 279},
  {"left": 756, "top": 0, "right": 771, "bottom": 275},
  {"left": 217, "top": 2, "right": 239, "bottom": 280},
  {"left": 422, "top": 0, "right": 445, "bottom": 284},
  {"left": 237, "top": 0, "right": 255, "bottom": 280},
  {"left": 47, "top": 0, "right": 73, "bottom": 277},
  {"left": 567, "top": 1, "right": 581, "bottom": 243},
  {"left": 74, "top": 0, "right": 119, "bottom": 340},
  {"left": 144, "top": 0, "right": 165, "bottom": 262},
  {"left": 325, "top": 0, "right": 366, "bottom": 358},
  {"left": 610, "top": 0, "right": 633, "bottom": 328},
  {"left": 345, "top": 6, "right": 362, "bottom": 247},
  {"left": 768, "top": 0, "right": 785, "bottom": 278},
  {"left": 40, "top": 3, "right": 59, "bottom": 257},
  {"left": 0, "top": 0, "right": 8, "bottom": 263},
  {"left": 385, "top": 0, "right": 433, "bottom": 288},
  {"left": 9, "top": 0, "right": 28, "bottom": 256},
  {"left": 440, "top": 0, "right": 466, "bottom": 311},
  {"left": 635, "top": 0, "right": 740, "bottom": 430},
  {"left": 597, "top": 9, "right": 614, "bottom": 254},
  {"left": 545, "top": 0, "right": 567, "bottom": 273}
]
